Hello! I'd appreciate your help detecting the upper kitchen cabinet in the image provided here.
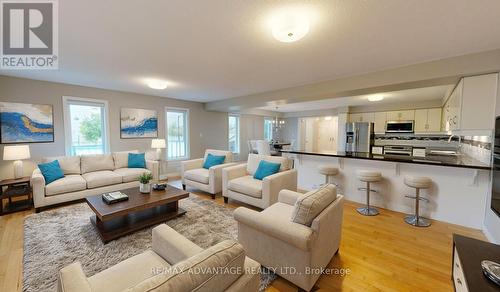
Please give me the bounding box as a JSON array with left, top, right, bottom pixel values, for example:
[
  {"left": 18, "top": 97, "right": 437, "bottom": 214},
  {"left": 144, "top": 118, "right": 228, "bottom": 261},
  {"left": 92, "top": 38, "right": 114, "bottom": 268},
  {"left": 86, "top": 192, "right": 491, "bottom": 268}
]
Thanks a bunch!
[
  {"left": 460, "top": 73, "right": 498, "bottom": 130},
  {"left": 374, "top": 112, "right": 387, "bottom": 133},
  {"left": 415, "top": 108, "right": 441, "bottom": 133},
  {"left": 386, "top": 110, "right": 415, "bottom": 121},
  {"left": 349, "top": 112, "right": 375, "bottom": 123},
  {"left": 443, "top": 73, "right": 498, "bottom": 132}
]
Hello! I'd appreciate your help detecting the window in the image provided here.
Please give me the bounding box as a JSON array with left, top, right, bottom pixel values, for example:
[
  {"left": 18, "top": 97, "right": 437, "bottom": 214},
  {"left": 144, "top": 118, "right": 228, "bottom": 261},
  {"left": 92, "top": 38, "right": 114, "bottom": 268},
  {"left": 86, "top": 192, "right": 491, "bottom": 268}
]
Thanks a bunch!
[
  {"left": 166, "top": 108, "right": 189, "bottom": 160},
  {"left": 264, "top": 118, "right": 274, "bottom": 141},
  {"left": 63, "top": 97, "right": 109, "bottom": 156},
  {"left": 228, "top": 114, "right": 240, "bottom": 153}
]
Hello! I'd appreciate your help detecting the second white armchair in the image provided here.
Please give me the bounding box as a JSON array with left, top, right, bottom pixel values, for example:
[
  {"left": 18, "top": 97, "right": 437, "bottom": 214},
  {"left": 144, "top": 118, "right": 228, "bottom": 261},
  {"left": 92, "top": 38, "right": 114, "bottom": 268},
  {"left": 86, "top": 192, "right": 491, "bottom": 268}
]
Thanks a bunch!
[
  {"left": 181, "top": 149, "right": 236, "bottom": 199},
  {"left": 222, "top": 154, "right": 297, "bottom": 209}
]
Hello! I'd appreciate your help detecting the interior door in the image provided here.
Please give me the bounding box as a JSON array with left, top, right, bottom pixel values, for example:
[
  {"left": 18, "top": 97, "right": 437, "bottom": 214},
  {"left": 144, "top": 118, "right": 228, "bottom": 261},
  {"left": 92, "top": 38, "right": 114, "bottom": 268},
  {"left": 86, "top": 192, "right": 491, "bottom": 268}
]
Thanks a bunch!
[{"left": 316, "top": 118, "right": 337, "bottom": 151}]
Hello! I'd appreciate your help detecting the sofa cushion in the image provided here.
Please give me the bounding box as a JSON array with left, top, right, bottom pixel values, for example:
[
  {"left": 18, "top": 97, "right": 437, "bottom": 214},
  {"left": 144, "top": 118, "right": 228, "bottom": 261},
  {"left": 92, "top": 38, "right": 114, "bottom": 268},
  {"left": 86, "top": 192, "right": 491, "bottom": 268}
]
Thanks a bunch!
[
  {"left": 246, "top": 154, "right": 292, "bottom": 175},
  {"left": 291, "top": 184, "right": 337, "bottom": 226},
  {"left": 38, "top": 160, "right": 65, "bottom": 185},
  {"left": 45, "top": 175, "right": 87, "bottom": 196},
  {"left": 81, "top": 154, "right": 115, "bottom": 174},
  {"left": 114, "top": 168, "right": 151, "bottom": 183},
  {"left": 228, "top": 175, "right": 262, "bottom": 198},
  {"left": 113, "top": 150, "right": 139, "bottom": 169},
  {"left": 42, "top": 155, "right": 80, "bottom": 175},
  {"left": 128, "top": 240, "right": 245, "bottom": 292},
  {"left": 184, "top": 168, "right": 209, "bottom": 184},
  {"left": 82, "top": 170, "right": 122, "bottom": 189},
  {"left": 88, "top": 250, "right": 169, "bottom": 292},
  {"left": 262, "top": 202, "right": 295, "bottom": 222}
]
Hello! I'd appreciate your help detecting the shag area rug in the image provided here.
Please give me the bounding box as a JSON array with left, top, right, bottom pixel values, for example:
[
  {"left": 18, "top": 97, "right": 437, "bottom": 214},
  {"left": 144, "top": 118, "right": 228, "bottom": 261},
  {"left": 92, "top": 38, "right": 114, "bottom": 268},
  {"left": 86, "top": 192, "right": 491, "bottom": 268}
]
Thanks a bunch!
[{"left": 23, "top": 194, "right": 276, "bottom": 292}]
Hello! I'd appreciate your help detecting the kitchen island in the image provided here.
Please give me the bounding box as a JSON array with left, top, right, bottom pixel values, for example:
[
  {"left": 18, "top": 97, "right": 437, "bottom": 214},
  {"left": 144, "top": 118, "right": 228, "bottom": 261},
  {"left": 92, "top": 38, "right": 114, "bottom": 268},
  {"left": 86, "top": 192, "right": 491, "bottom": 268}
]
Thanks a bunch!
[{"left": 281, "top": 149, "right": 491, "bottom": 229}]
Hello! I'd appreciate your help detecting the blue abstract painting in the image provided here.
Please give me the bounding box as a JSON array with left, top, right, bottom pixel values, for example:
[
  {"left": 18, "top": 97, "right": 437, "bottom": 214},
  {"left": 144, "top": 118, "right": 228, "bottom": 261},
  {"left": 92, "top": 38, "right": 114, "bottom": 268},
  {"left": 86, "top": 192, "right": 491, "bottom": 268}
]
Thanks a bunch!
[
  {"left": 0, "top": 102, "right": 54, "bottom": 143},
  {"left": 120, "top": 108, "right": 158, "bottom": 138}
]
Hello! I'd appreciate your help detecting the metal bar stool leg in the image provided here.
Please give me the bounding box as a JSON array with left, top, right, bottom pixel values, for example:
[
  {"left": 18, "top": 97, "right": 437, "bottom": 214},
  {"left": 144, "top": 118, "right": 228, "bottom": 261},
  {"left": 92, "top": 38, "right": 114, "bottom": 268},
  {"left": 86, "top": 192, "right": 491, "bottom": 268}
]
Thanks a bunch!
[
  {"left": 357, "top": 181, "right": 379, "bottom": 216},
  {"left": 404, "top": 188, "right": 431, "bottom": 227}
]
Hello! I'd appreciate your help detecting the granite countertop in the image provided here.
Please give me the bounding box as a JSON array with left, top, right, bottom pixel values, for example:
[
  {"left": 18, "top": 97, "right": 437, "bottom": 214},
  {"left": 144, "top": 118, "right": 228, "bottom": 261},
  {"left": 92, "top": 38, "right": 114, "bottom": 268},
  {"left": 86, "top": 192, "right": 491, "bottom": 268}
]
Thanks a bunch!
[{"left": 280, "top": 149, "right": 491, "bottom": 170}]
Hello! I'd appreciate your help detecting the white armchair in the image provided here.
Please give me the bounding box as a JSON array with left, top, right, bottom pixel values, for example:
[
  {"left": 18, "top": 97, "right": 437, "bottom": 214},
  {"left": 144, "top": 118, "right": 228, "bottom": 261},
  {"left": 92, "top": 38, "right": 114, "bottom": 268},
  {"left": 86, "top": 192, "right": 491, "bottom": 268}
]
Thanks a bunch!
[
  {"left": 234, "top": 185, "right": 344, "bottom": 291},
  {"left": 222, "top": 154, "right": 297, "bottom": 209},
  {"left": 181, "top": 149, "right": 236, "bottom": 199}
]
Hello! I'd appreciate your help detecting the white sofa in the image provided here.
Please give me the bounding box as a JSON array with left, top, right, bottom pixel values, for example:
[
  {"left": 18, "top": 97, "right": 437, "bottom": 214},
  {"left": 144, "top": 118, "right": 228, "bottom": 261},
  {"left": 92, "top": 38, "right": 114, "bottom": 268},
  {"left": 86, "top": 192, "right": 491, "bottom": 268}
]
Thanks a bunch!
[
  {"left": 31, "top": 151, "right": 158, "bottom": 211},
  {"left": 234, "top": 185, "right": 344, "bottom": 291},
  {"left": 58, "top": 224, "right": 260, "bottom": 292},
  {"left": 222, "top": 154, "right": 297, "bottom": 209},
  {"left": 181, "top": 149, "right": 236, "bottom": 199}
]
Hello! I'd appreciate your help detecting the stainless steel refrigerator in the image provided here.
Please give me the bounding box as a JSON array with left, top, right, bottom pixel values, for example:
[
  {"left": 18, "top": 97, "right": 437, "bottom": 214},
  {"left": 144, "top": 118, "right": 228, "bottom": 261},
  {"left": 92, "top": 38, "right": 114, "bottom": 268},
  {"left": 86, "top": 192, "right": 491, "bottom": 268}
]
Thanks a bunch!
[{"left": 345, "top": 122, "right": 374, "bottom": 152}]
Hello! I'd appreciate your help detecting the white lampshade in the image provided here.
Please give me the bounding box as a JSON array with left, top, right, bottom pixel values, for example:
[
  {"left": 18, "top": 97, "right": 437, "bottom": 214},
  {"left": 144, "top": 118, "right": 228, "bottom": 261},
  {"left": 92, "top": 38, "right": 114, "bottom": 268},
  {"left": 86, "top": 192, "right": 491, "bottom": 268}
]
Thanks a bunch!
[
  {"left": 151, "top": 139, "right": 166, "bottom": 149},
  {"left": 3, "top": 145, "right": 31, "bottom": 161}
]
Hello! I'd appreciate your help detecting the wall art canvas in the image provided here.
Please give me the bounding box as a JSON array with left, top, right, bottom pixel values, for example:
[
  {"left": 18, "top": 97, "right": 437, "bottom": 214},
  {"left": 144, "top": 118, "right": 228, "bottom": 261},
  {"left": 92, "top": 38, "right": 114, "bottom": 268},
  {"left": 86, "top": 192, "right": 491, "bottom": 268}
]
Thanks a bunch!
[
  {"left": 120, "top": 108, "right": 158, "bottom": 138},
  {"left": 0, "top": 102, "right": 54, "bottom": 143}
]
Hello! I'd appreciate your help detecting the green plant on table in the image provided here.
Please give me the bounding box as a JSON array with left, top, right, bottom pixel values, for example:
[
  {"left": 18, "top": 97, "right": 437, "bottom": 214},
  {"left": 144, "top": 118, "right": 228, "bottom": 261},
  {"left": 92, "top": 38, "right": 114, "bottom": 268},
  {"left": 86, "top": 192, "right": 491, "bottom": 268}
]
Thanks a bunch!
[{"left": 138, "top": 172, "right": 153, "bottom": 184}]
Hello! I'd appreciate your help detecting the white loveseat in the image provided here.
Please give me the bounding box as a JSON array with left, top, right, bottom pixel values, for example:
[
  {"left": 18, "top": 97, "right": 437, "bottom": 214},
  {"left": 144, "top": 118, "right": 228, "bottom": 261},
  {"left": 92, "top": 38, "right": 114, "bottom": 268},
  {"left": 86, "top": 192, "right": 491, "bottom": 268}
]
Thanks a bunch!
[
  {"left": 31, "top": 151, "right": 158, "bottom": 211},
  {"left": 234, "top": 185, "right": 344, "bottom": 291},
  {"left": 222, "top": 154, "right": 297, "bottom": 209},
  {"left": 58, "top": 224, "right": 260, "bottom": 292},
  {"left": 181, "top": 149, "right": 236, "bottom": 199}
]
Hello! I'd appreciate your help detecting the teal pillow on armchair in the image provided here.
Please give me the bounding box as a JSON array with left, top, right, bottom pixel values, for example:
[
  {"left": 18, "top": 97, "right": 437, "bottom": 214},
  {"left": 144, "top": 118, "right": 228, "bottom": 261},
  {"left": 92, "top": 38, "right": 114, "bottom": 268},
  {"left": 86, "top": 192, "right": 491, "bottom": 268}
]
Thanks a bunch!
[
  {"left": 253, "top": 160, "right": 281, "bottom": 180},
  {"left": 203, "top": 153, "right": 226, "bottom": 169}
]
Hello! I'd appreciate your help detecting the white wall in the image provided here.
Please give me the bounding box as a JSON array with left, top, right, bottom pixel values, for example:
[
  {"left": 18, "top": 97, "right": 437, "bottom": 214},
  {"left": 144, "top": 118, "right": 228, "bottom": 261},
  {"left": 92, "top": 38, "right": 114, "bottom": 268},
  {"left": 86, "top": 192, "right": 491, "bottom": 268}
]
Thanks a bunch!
[
  {"left": 483, "top": 76, "right": 500, "bottom": 243},
  {"left": 0, "top": 76, "right": 228, "bottom": 179}
]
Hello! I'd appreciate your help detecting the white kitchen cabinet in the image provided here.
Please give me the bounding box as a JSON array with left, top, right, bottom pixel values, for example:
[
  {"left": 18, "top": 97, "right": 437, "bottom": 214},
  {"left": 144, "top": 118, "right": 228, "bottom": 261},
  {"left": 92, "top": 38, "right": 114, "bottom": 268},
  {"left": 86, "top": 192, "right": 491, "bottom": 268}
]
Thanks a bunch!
[
  {"left": 349, "top": 112, "right": 374, "bottom": 123},
  {"left": 386, "top": 110, "right": 415, "bottom": 121},
  {"left": 415, "top": 108, "right": 442, "bottom": 133},
  {"left": 460, "top": 73, "right": 498, "bottom": 130},
  {"left": 442, "top": 79, "right": 463, "bottom": 132},
  {"left": 374, "top": 112, "right": 387, "bottom": 133}
]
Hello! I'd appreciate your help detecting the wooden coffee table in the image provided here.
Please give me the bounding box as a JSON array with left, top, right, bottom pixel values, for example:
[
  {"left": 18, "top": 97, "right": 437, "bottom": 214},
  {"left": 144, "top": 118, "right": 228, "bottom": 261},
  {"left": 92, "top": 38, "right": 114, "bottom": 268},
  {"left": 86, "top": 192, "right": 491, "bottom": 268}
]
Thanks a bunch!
[{"left": 85, "top": 185, "right": 189, "bottom": 243}]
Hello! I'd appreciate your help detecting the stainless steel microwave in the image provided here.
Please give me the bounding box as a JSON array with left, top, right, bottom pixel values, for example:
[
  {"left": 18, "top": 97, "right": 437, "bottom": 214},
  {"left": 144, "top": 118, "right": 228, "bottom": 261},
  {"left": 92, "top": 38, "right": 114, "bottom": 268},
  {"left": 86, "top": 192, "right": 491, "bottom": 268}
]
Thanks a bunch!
[{"left": 385, "top": 120, "right": 414, "bottom": 133}]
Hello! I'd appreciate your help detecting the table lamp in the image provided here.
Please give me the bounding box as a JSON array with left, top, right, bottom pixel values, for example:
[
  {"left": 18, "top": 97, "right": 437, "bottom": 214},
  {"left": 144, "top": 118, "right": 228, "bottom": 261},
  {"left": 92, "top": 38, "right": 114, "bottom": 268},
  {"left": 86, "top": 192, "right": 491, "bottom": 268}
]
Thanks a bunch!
[
  {"left": 3, "top": 145, "right": 31, "bottom": 179},
  {"left": 151, "top": 139, "right": 166, "bottom": 160}
]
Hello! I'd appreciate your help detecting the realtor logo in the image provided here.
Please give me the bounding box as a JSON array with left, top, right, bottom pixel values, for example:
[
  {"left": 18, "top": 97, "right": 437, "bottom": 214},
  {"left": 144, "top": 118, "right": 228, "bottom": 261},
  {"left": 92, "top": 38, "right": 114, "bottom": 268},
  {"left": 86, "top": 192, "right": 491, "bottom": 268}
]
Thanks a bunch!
[{"left": 1, "top": 0, "right": 58, "bottom": 69}]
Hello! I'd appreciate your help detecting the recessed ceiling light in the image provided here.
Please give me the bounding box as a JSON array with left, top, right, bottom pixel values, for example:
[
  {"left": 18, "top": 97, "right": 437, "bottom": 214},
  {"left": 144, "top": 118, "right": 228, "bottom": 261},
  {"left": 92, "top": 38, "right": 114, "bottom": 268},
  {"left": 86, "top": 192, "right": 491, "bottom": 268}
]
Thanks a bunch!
[
  {"left": 270, "top": 10, "right": 310, "bottom": 43},
  {"left": 146, "top": 79, "right": 168, "bottom": 90},
  {"left": 368, "top": 95, "right": 384, "bottom": 102}
]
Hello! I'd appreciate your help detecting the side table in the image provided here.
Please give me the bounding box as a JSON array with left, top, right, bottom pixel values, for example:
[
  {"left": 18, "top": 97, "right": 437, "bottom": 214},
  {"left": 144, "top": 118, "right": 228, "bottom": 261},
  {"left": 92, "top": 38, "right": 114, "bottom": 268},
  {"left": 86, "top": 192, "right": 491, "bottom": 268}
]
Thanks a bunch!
[{"left": 0, "top": 176, "right": 33, "bottom": 215}]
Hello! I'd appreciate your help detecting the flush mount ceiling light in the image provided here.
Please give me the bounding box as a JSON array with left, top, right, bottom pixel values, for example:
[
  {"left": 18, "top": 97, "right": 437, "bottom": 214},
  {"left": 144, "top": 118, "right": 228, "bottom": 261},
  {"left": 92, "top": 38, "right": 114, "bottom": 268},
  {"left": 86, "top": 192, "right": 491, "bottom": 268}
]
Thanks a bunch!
[
  {"left": 146, "top": 79, "right": 168, "bottom": 90},
  {"left": 368, "top": 95, "right": 384, "bottom": 102},
  {"left": 270, "top": 9, "right": 310, "bottom": 43}
]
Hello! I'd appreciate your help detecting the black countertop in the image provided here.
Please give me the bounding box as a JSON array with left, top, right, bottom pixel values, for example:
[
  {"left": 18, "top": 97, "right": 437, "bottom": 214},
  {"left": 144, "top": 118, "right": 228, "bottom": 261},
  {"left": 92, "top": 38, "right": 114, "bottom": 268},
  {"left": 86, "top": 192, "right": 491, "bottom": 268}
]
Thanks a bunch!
[{"left": 280, "top": 149, "right": 491, "bottom": 170}]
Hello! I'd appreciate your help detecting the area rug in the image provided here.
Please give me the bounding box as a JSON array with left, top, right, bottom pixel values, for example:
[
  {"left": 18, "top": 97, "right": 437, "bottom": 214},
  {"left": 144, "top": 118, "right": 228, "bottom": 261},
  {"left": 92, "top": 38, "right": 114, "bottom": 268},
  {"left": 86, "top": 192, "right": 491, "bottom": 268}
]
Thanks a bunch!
[{"left": 23, "top": 194, "right": 276, "bottom": 292}]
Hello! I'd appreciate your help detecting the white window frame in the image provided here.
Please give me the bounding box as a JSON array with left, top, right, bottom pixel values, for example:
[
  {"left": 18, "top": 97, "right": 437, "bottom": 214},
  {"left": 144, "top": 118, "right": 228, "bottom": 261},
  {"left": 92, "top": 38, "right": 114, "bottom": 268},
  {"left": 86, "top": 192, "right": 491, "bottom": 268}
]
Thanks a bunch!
[
  {"left": 165, "top": 107, "right": 190, "bottom": 161},
  {"left": 228, "top": 113, "right": 240, "bottom": 154},
  {"left": 62, "top": 96, "right": 110, "bottom": 156},
  {"left": 264, "top": 117, "right": 274, "bottom": 141}
]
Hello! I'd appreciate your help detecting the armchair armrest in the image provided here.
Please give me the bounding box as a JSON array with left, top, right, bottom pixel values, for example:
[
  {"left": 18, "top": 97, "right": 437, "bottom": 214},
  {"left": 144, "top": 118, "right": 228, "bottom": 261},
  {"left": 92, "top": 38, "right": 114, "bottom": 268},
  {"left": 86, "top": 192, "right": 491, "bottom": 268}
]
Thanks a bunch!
[
  {"left": 209, "top": 162, "right": 237, "bottom": 193},
  {"left": 152, "top": 224, "right": 203, "bottom": 265},
  {"left": 262, "top": 169, "right": 298, "bottom": 207},
  {"left": 234, "top": 207, "right": 314, "bottom": 251},
  {"left": 222, "top": 164, "right": 247, "bottom": 197},
  {"left": 278, "top": 189, "right": 302, "bottom": 206},
  {"left": 31, "top": 168, "right": 46, "bottom": 208},
  {"left": 145, "top": 160, "right": 159, "bottom": 180},
  {"left": 58, "top": 262, "right": 91, "bottom": 292}
]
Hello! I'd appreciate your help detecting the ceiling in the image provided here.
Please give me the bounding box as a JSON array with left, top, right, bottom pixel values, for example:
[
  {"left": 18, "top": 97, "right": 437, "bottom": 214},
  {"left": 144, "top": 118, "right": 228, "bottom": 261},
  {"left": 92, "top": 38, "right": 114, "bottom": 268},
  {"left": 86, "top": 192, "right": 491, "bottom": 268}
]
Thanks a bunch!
[
  {"left": 257, "top": 85, "right": 454, "bottom": 113},
  {"left": 1, "top": 0, "right": 500, "bottom": 102}
]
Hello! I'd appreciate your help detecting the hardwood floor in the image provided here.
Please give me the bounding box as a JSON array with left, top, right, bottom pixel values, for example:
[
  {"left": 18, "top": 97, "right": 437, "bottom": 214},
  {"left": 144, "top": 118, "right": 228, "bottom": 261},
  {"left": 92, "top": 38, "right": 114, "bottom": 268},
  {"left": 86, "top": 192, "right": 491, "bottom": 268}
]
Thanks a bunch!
[{"left": 0, "top": 180, "right": 486, "bottom": 292}]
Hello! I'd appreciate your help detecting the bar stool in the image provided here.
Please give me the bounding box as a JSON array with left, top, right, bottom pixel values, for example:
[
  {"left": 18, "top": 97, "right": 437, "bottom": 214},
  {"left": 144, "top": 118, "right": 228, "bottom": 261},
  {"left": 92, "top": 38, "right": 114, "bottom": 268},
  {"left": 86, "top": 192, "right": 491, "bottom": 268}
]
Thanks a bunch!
[
  {"left": 318, "top": 165, "right": 339, "bottom": 185},
  {"left": 404, "top": 176, "right": 432, "bottom": 227},
  {"left": 356, "top": 170, "right": 382, "bottom": 216}
]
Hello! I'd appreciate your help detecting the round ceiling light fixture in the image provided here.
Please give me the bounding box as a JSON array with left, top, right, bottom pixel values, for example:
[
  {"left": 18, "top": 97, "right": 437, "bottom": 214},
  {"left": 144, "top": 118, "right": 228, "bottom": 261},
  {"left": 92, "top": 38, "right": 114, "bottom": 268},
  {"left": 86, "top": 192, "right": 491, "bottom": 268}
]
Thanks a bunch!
[
  {"left": 146, "top": 79, "right": 168, "bottom": 90},
  {"left": 368, "top": 95, "right": 384, "bottom": 102},
  {"left": 270, "top": 10, "right": 310, "bottom": 43}
]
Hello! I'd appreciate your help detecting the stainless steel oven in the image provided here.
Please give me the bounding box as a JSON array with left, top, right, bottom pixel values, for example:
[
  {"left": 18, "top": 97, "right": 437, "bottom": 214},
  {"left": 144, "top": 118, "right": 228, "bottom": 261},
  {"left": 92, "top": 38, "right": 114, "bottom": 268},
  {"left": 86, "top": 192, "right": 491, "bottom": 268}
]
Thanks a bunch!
[
  {"left": 383, "top": 145, "right": 413, "bottom": 156},
  {"left": 385, "top": 120, "right": 414, "bottom": 133}
]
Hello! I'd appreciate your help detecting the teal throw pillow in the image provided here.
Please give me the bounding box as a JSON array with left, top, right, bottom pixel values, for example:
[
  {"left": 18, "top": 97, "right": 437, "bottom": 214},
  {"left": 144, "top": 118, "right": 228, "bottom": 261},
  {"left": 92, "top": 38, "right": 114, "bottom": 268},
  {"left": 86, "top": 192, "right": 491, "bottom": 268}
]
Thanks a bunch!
[
  {"left": 128, "top": 153, "right": 146, "bottom": 168},
  {"left": 38, "top": 160, "right": 65, "bottom": 184},
  {"left": 203, "top": 153, "right": 226, "bottom": 169},
  {"left": 253, "top": 160, "right": 281, "bottom": 180}
]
